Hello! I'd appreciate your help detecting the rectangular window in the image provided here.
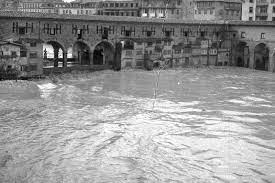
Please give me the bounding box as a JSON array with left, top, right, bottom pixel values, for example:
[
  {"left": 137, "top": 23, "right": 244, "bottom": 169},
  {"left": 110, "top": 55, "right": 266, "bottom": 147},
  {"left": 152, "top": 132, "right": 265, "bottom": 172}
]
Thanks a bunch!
[
  {"left": 164, "top": 41, "right": 171, "bottom": 46},
  {"left": 174, "top": 50, "right": 181, "bottom": 54},
  {"left": 165, "top": 31, "right": 171, "bottom": 37},
  {"left": 29, "top": 64, "right": 37, "bottom": 71},
  {"left": 125, "top": 50, "right": 133, "bottom": 56},
  {"left": 30, "top": 42, "right": 36, "bottom": 47},
  {"left": 29, "top": 52, "right": 37, "bottom": 58},
  {"left": 261, "top": 33, "right": 265, "bottom": 39},
  {"left": 19, "top": 27, "right": 25, "bottom": 35},
  {"left": 11, "top": 51, "right": 17, "bottom": 57},
  {"left": 249, "top": 7, "right": 253, "bottom": 13},
  {"left": 241, "top": 32, "right": 246, "bottom": 38},
  {"left": 125, "top": 30, "right": 131, "bottom": 37},
  {"left": 147, "top": 42, "right": 153, "bottom": 47},
  {"left": 136, "top": 50, "right": 143, "bottom": 55},
  {"left": 12, "top": 22, "right": 18, "bottom": 33},
  {"left": 20, "top": 50, "right": 27, "bottom": 57}
]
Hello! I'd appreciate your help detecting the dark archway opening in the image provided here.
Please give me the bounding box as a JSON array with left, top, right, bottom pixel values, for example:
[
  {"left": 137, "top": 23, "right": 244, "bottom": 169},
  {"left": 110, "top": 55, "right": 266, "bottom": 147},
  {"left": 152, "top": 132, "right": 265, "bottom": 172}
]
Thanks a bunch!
[
  {"left": 73, "top": 41, "right": 91, "bottom": 65},
  {"left": 254, "top": 43, "right": 269, "bottom": 71},
  {"left": 93, "top": 41, "right": 114, "bottom": 66},
  {"left": 237, "top": 57, "right": 244, "bottom": 67},
  {"left": 235, "top": 42, "right": 249, "bottom": 68},
  {"left": 43, "top": 41, "right": 65, "bottom": 68}
]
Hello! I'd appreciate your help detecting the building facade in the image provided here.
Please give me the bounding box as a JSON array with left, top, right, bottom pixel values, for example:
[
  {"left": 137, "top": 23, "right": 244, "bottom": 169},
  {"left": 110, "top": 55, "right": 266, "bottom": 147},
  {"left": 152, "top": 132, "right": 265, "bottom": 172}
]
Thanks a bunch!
[
  {"left": 193, "top": 0, "right": 242, "bottom": 20},
  {"left": 18, "top": 1, "right": 56, "bottom": 13},
  {"left": 97, "top": 0, "right": 140, "bottom": 17},
  {"left": 242, "top": 0, "right": 275, "bottom": 21},
  {"left": 0, "top": 0, "right": 20, "bottom": 11},
  {"left": 139, "top": 0, "right": 185, "bottom": 19},
  {"left": 56, "top": 1, "right": 98, "bottom": 16}
]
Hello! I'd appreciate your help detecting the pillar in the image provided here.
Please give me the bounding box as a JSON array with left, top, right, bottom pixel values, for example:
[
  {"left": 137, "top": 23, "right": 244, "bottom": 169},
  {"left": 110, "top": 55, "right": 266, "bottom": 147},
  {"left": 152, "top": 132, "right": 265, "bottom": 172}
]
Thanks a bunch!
[
  {"left": 53, "top": 47, "right": 59, "bottom": 68},
  {"left": 78, "top": 51, "right": 82, "bottom": 65},
  {"left": 102, "top": 47, "right": 105, "bottom": 65},
  {"left": 89, "top": 51, "right": 93, "bottom": 65},
  {"left": 63, "top": 51, "right": 67, "bottom": 68},
  {"left": 268, "top": 50, "right": 274, "bottom": 72},
  {"left": 248, "top": 44, "right": 255, "bottom": 69}
]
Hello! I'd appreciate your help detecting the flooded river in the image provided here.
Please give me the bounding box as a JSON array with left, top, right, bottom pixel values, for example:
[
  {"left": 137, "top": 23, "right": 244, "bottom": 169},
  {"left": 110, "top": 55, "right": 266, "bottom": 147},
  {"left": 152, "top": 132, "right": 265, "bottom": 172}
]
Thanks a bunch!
[{"left": 0, "top": 68, "right": 275, "bottom": 183}]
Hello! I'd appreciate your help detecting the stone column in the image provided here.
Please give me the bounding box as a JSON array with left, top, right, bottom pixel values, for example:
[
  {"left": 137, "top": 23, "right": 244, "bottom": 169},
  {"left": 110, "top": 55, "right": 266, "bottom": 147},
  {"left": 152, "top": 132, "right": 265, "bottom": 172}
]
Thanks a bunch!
[
  {"left": 268, "top": 50, "right": 274, "bottom": 72},
  {"left": 248, "top": 44, "right": 255, "bottom": 69},
  {"left": 89, "top": 51, "right": 93, "bottom": 65},
  {"left": 78, "top": 51, "right": 82, "bottom": 65},
  {"left": 63, "top": 51, "right": 67, "bottom": 68},
  {"left": 53, "top": 47, "right": 59, "bottom": 68}
]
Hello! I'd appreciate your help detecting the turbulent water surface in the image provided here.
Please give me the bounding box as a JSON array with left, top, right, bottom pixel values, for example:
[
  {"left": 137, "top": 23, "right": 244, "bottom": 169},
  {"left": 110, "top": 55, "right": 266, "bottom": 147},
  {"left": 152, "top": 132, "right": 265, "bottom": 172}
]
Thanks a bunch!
[{"left": 0, "top": 68, "right": 275, "bottom": 183}]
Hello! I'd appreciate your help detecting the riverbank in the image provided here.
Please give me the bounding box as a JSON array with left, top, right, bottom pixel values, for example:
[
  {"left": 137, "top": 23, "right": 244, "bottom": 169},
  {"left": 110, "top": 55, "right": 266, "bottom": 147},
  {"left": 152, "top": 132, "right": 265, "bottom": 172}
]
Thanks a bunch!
[{"left": 0, "top": 80, "right": 40, "bottom": 99}]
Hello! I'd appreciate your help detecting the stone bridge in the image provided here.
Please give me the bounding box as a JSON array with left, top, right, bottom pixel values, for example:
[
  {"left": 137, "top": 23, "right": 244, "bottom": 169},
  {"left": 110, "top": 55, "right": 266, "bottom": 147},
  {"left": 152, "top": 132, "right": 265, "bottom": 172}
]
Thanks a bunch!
[{"left": 0, "top": 11, "right": 274, "bottom": 73}]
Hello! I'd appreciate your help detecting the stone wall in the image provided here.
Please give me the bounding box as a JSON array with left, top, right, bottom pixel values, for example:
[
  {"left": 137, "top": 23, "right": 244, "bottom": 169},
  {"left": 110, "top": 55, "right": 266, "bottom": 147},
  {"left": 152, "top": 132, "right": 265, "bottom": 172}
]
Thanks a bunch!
[{"left": 0, "top": 12, "right": 275, "bottom": 73}]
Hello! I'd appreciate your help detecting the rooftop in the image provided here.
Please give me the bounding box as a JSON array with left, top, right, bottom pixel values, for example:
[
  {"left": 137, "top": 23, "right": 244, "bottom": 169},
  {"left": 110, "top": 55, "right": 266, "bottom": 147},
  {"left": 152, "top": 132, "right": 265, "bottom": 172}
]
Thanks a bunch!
[
  {"left": 0, "top": 11, "right": 275, "bottom": 26},
  {"left": 0, "top": 11, "right": 226, "bottom": 25},
  {"left": 193, "top": 0, "right": 243, "bottom": 2}
]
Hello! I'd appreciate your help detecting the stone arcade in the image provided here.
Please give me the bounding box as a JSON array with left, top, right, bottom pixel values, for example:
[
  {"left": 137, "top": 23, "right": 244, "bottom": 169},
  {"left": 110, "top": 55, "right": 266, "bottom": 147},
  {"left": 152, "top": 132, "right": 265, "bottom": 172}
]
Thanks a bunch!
[{"left": 0, "top": 11, "right": 274, "bottom": 76}]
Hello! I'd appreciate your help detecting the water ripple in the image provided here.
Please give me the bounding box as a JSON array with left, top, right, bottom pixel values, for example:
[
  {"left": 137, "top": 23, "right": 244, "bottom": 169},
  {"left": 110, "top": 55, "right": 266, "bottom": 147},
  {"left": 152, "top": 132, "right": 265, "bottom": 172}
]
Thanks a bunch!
[{"left": 0, "top": 68, "right": 275, "bottom": 182}]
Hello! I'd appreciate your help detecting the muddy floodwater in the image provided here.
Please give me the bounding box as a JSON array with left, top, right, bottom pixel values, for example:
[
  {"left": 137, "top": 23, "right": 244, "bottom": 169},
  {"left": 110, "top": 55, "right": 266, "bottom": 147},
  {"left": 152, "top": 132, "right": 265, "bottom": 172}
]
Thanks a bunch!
[{"left": 0, "top": 68, "right": 275, "bottom": 183}]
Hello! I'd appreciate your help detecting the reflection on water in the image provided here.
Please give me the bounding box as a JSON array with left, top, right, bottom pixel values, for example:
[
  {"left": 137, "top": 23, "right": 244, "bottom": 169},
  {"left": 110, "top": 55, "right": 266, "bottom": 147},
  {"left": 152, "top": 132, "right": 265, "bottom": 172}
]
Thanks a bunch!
[{"left": 0, "top": 68, "right": 275, "bottom": 182}]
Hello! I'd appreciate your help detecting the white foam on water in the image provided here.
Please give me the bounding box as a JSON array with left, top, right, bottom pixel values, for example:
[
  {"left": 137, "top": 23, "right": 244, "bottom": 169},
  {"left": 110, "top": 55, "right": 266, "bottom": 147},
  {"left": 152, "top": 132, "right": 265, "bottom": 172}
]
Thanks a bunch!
[
  {"left": 178, "top": 101, "right": 201, "bottom": 106},
  {"left": 214, "top": 174, "right": 238, "bottom": 183},
  {"left": 37, "top": 83, "right": 57, "bottom": 98},
  {"left": 260, "top": 104, "right": 273, "bottom": 108},
  {"left": 223, "top": 87, "right": 243, "bottom": 90},
  {"left": 227, "top": 99, "right": 249, "bottom": 105},
  {"left": 204, "top": 119, "right": 221, "bottom": 124},
  {"left": 37, "top": 83, "right": 57, "bottom": 90},
  {"left": 230, "top": 116, "right": 261, "bottom": 123},
  {"left": 91, "top": 86, "right": 103, "bottom": 92},
  {"left": 154, "top": 106, "right": 202, "bottom": 113},
  {"left": 220, "top": 110, "right": 266, "bottom": 116},
  {"left": 243, "top": 96, "right": 270, "bottom": 103}
]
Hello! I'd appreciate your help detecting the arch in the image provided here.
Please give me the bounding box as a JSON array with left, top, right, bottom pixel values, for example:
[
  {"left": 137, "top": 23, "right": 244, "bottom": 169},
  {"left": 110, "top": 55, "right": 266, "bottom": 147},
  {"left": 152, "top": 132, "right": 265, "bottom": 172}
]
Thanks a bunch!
[
  {"left": 72, "top": 41, "right": 91, "bottom": 65},
  {"left": 235, "top": 41, "right": 249, "bottom": 68},
  {"left": 93, "top": 41, "right": 115, "bottom": 66},
  {"left": 254, "top": 43, "right": 269, "bottom": 71},
  {"left": 43, "top": 40, "right": 65, "bottom": 68}
]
